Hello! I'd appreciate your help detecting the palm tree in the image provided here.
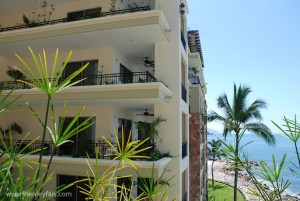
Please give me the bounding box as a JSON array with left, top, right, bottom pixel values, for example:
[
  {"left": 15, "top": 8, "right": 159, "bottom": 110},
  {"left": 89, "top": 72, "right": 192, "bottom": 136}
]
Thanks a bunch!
[
  {"left": 208, "top": 139, "right": 225, "bottom": 186},
  {"left": 207, "top": 83, "right": 276, "bottom": 201}
]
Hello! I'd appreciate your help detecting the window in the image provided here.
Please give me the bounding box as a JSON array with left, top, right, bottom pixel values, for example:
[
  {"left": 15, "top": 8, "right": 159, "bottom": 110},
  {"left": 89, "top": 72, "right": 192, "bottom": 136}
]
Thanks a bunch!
[
  {"left": 67, "top": 7, "right": 102, "bottom": 21},
  {"left": 64, "top": 60, "right": 98, "bottom": 86}
]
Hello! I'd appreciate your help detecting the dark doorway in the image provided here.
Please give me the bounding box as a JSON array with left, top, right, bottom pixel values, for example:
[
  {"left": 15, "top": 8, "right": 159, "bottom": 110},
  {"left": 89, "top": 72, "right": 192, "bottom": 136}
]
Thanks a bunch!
[
  {"left": 120, "top": 64, "right": 133, "bottom": 83},
  {"left": 117, "top": 177, "right": 132, "bottom": 200},
  {"left": 57, "top": 175, "right": 91, "bottom": 201},
  {"left": 118, "top": 118, "right": 132, "bottom": 145}
]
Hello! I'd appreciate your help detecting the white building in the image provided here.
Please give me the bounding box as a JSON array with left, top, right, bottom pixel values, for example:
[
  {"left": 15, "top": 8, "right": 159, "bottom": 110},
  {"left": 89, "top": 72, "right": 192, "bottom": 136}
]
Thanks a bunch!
[{"left": 0, "top": 0, "right": 207, "bottom": 200}]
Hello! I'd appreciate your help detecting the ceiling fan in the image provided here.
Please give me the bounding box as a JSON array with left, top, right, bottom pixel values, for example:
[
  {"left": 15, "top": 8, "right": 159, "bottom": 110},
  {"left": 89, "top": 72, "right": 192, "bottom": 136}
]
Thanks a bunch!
[
  {"left": 136, "top": 109, "right": 154, "bottom": 116},
  {"left": 144, "top": 57, "right": 155, "bottom": 67}
]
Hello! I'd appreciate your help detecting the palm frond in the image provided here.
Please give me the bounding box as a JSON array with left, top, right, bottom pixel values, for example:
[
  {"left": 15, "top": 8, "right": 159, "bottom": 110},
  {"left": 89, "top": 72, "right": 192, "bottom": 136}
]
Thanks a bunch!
[{"left": 244, "top": 122, "right": 275, "bottom": 145}]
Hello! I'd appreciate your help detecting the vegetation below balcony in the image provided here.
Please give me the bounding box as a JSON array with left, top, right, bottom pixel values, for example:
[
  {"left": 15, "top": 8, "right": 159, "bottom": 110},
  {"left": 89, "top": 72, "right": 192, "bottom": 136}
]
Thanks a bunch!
[{"left": 0, "top": 6, "right": 151, "bottom": 33}]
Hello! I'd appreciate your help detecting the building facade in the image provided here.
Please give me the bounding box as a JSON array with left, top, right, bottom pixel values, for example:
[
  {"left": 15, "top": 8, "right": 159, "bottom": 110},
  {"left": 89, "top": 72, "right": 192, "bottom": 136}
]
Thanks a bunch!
[{"left": 0, "top": 0, "right": 207, "bottom": 200}]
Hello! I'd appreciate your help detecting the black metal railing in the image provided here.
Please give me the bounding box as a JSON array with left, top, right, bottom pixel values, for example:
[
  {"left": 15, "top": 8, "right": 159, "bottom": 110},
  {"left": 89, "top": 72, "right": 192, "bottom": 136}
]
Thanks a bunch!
[
  {"left": 181, "top": 83, "right": 187, "bottom": 102},
  {"left": 4, "top": 140, "right": 54, "bottom": 155},
  {"left": 181, "top": 30, "right": 186, "bottom": 50},
  {"left": 5, "top": 139, "right": 156, "bottom": 159},
  {"left": 0, "top": 6, "right": 151, "bottom": 33},
  {"left": 182, "top": 141, "right": 187, "bottom": 158},
  {"left": 0, "top": 71, "right": 158, "bottom": 90}
]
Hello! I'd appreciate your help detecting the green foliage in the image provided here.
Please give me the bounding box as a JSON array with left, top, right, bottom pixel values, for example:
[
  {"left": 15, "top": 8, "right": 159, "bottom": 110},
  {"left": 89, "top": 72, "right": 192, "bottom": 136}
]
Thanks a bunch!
[
  {"left": 103, "top": 127, "right": 151, "bottom": 168},
  {"left": 0, "top": 82, "right": 21, "bottom": 114},
  {"left": 257, "top": 155, "right": 290, "bottom": 201},
  {"left": 135, "top": 116, "right": 166, "bottom": 142},
  {"left": 208, "top": 139, "right": 225, "bottom": 186},
  {"left": 208, "top": 139, "right": 225, "bottom": 160},
  {"left": 219, "top": 136, "right": 291, "bottom": 201},
  {"left": 272, "top": 115, "right": 300, "bottom": 167},
  {"left": 135, "top": 163, "right": 175, "bottom": 201},
  {"left": 6, "top": 66, "right": 26, "bottom": 82},
  {"left": 22, "top": 1, "right": 55, "bottom": 26},
  {"left": 148, "top": 148, "right": 172, "bottom": 161},
  {"left": 0, "top": 122, "right": 23, "bottom": 136},
  {"left": 208, "top": 83, "right": 275, "bottom": 201},
  {"left": 189, "top": 67, "right": 199, "bottom": 76}
]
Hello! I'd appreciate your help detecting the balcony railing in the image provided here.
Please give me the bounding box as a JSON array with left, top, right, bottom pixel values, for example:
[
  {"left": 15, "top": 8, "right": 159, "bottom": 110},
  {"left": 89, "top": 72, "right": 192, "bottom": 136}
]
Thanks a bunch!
[
  {"left": 5, "top": 139, "right": 156, "bottom": 159},
  {"left": 0, "top": 6, "right": 151, "bottom": 33},
  {"left": 182, "top": 141, "right": 187, "bottom": 158},
  {"left": 0, "top": 71, "right": 158, "bottom": 90},
  {"left": 181, "top": 83, "right": 187, "bottom": 102}
]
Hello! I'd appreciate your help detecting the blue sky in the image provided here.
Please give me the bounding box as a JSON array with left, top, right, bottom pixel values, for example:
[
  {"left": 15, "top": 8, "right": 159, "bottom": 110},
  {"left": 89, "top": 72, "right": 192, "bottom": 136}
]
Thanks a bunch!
[{"left": 187, "top": 0, "right": 300, "bottom": 133}]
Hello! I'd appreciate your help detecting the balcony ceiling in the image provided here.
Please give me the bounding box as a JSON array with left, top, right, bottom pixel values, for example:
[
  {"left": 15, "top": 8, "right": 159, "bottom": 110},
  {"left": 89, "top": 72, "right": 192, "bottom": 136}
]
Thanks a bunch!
[{"left": 0, "top": 10, "right": 170, "bottom": 64}]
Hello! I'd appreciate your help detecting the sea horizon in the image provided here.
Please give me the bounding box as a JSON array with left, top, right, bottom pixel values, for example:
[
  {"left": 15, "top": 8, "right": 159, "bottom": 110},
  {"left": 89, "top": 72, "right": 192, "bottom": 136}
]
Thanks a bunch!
[{"left": 208, "top": 132, "right": 300, "bottom": 195}]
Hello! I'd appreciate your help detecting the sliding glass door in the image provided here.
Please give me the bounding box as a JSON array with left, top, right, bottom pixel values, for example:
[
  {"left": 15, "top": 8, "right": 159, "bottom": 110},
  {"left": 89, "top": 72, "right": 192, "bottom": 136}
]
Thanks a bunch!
[
  {"left": 58, "top": 117, "right": 95, "bottom": 157},
  {"left": 64, "top": 60, "right": 98, "bottom": 86}
]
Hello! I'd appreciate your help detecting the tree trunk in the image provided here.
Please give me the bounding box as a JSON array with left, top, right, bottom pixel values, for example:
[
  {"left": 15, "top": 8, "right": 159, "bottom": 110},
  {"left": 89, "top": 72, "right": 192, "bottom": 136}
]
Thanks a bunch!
[
  {"left": 212, "top": 159, "right": 215, "bottom": 186},
  {"left": 233, "top": 132, "right": 239, "bottom": 201}
]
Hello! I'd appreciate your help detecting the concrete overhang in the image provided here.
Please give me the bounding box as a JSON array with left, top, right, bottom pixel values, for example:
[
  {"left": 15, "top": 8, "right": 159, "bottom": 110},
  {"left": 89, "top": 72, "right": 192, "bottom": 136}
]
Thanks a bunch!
[{"left": 3, "top": 82, "right": 172, "bottom": 107}]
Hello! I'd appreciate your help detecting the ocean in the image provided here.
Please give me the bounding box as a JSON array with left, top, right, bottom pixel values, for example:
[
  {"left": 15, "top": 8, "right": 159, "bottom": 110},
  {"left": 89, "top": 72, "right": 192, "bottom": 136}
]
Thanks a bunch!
[{"left": 208, "top": 133, "right": 300, "bottom": 195}]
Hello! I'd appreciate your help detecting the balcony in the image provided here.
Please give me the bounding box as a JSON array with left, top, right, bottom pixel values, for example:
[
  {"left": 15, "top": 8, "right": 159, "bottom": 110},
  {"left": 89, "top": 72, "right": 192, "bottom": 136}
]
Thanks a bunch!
[
  {"left": 0, "top": 71, "right": 158, "bottom": 90},
  {"left": 0, "top": 7, "right": 170, "bottom": 60},
  {"left": 0, "top": 6, "right": 151, "bottom": 33},
  {"left": 10, "top": 139, "right": 155, "bottom": 160},
  {"left": 182, "top": 141, "right": 187, "bottom": 158},
  {"left": 5, "top": 139, "right": 171, "bottom": 178},
  {"left": 0, "top": 71, "right": 172, "bottom": 106}
]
